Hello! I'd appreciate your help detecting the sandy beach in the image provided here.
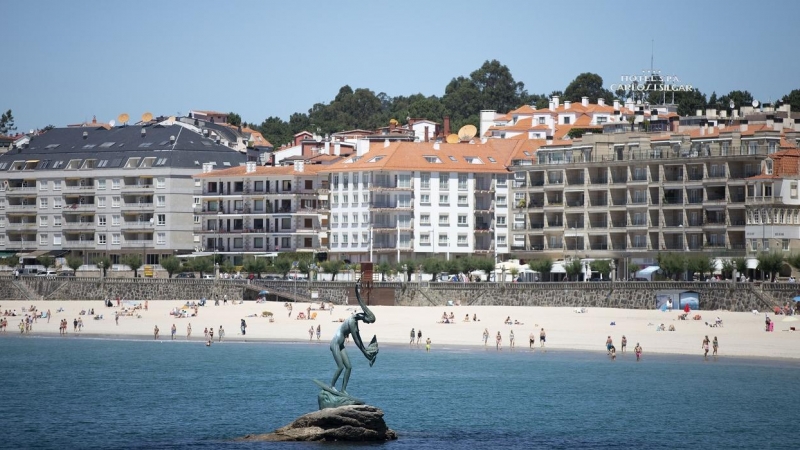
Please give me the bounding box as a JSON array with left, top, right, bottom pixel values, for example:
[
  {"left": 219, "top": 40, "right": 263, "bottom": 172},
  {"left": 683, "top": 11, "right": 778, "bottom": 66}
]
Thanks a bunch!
[{"left": 2, "top": 299, "right": 799, "bottom": 359}]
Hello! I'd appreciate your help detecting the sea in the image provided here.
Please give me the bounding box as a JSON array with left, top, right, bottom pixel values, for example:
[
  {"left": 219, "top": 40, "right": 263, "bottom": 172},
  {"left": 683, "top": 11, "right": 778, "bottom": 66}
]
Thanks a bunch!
[{"left": 1, "top": 336, "right": 798, "bottom": 449}]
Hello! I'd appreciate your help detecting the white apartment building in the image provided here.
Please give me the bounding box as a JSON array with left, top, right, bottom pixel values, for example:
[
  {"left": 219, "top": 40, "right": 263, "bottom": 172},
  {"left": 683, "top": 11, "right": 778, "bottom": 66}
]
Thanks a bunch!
[
  {"left": 192, "top": 161, "right": 329, "bottom": 264},
  {"left": 0, "top": 122, "right": 246, "bottom": 267},
  {"left": 321, "top": 140, "right": 524, "bottom": 264}
]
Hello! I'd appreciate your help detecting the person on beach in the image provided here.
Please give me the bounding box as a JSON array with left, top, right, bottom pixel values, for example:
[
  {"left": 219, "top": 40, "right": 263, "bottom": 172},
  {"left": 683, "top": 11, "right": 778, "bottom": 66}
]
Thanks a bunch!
[
  {"left": 47, "top": 309, "right": 51, "bottom": 324},
  {"left": 115, "top": 312, "right": 119, "bottom": 326},
  {"left": 417, "top": 329, "right": 422, "bottom": 345},
  {"left": 496, "top": 331, "right": 502, "bottom": 350},
  {"left": 209, "top": 327, "right": 214, "bottom": 341},
  {"left": 483, "top": 328, "right": 489, "bottom": 346},
  {"left": 171, "top": 324, "right": 176, "bottom": 340},
  {"left": 154, "top": 325, "right": 159, "bottom": 340},
  {"left": 634, "top": 343, "right": 642, "bottom": 361},
  {"left": 219, "top": 326, "right": 224, "bottom": 342},
  {"left": 73, "top": 318, "right": 78, "bottom": 332},
  {"left": 606, "top": 336, "right": 613, "bottom": 354},
  {"left": 667, "top": 299, "right": 673, "bottom": 312},
  {"left": 410, "top": 328, "right": 415, "bottom": 346},
  {"left": 145, "top": 300, "right": 148, "bottom": 311},
  {"left": 425, "top": 337, "right": 431, "bottom": 352},
  {"left": 610, "top": 347, "right": 616, "bottom": 360},
  {"left": 187, "top": 323, "right": 192, "bottom": 340},
  {"left": 309, "top": 326, "right": 314, "bottom": 341},
  {"left": 712, "top": 336, "right": 718, "bottom": 356},
  {"left": 204, "top": 327, "right": 209, "bottom": 340},
  {"left": 621, "top": 335, "right": 627, "bottom": 353},
  {"left": 77, "top": 318, "right": 83, "bottom": 332},
  {"left": 509, "top": 330, "right": 515, "bottom": 349},
  {"left": 702, "top": 335, "right": 710, "bottom": 357},
  {"left": 240, "top": 319, "right": 247, "bottom": 336},
  {"left": 529, "top": 331, "right": 535, "bottom": 349},
  {"left": 540, "top": 328, "right": 546, "bottom": 347},
  {"left": 317, "top": 324, "right": 321, "bottom": 341}
]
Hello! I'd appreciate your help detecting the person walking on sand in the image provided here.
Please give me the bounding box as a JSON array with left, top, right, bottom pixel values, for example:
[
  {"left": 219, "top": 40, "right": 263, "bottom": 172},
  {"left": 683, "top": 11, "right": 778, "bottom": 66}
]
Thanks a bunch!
[
  {"left": 417, "top": 329, "right": 422, "bottom": 345},
  {"left": 115, "top": 312, "right": 119, "bottom": 326},
  {"left": 409, "top": 328, "right": 415, "bottom": 346},
  {"left": 634, "top": 343, "right": 642, "bottom": 361},
  {"left": 496, "top": 331, "right": 502, "bottom": 350},
  {"left": 540, "top": 328, "right": 546, "bottom": 348},
  {"left": 154, "top": 325, "right": 160, "bottom": 340},
  {"left": 219, "top": 326, "right": 224, "bottom": 342},
  {"left": 483, "top": 328, "right": 489, "bottom": 346},
  {"left": 209, "top": 327, "right": 214, "bottom": 341},
  {"left": 425, "top": 337, "right": 431, "bottom": 352},
  {"left": 309, "top": 326, "right": 314, "bottom": 341},
  {"left": 606, "top": 336, "right": 613, "bottom": 354},
  {"left": 47, "top": 309, "right": 51, "bottom": 324},
  {"left": 621, "top": 335, "right": 627, "bottom": 353},
  {"left": 204, "top": 327, "right": 209, "bottom": 340},
  {"left": 712, "top": 336, "right": 718, "bottom": 356},
  {"left": 529, "top": 331, "right": 536, "bottom": 349},
  {"left": 509, "top": 329, "right": 515, "bottom": 349},
  {"left": 702, "top": 335, "right": 710, "bottom": 357},
  {"left": 240, "top": 319, "right": 247, "bottom": 336},
  {"left": 187, "top": 323, "right": 192, "bottom": 340},
  {"left": 316, "top": 324, "right": 321, "bottom": 341},
  {"left": 145, "top": 300, "right": 148, "bottom": 311},
  {"left": 171, "top": 324, "right": 176, "bottom": 340}
]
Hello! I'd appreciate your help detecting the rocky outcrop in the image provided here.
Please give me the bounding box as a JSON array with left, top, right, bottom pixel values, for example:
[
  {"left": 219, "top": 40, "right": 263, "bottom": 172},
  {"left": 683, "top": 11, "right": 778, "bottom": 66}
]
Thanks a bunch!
[{"left": 238, "top": 405, "right": 397, "bottom": 442}]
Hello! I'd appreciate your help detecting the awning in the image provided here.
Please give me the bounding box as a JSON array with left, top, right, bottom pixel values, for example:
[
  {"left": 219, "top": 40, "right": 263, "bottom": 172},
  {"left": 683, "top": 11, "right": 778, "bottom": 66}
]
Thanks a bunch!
[
  {"left": 18, "top": 250, "right": 48, "bottom": 258},
  {"left": 635, "top": 266, "right": 660, "bottom": 278},
  {"left": 47, "top": 250, "right": 69, "bottom": 257},
  {"left": 0, "top": 252, "right": 16, "bottom": 258},
  {"left": 550, "top": 262, "right": 567, "bottom": 274},
  {"left": 746, "top": 258, "right": 759, "bottom": 269}
]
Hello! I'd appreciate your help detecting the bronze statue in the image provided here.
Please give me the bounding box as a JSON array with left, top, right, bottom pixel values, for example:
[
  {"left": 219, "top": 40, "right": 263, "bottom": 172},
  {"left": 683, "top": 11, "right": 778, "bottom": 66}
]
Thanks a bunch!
[{"left": 314, "top": 281, "right": 378, "bottom": 409}]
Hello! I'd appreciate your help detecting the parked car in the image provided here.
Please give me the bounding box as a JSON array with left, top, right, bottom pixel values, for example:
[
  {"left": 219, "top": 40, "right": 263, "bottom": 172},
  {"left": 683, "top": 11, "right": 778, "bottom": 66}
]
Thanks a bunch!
[
  {"left": 57, "top": 272, "right": 75, "bottom": 277},
  {"left": 263, "top": 274, "right": 283, "bottom": 281},
  {"left": 175, "top": 272, "right": 196, "bottom": 279},
  {"left": 36, "top": 269, "right": 58, "bottom": 277},
  {"left": 201, "top": 274, "right": 214, "bottom": 279}
]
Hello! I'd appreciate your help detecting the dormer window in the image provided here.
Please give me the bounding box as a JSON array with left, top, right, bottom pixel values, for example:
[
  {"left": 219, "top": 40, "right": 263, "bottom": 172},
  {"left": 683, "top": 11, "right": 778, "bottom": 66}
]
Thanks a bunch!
[
  {"left": 423, "top": 156, "right": 442, "bottom": 163},
  {"left": 765, "top": 159, "right": 773, "bottom": 175},
  {"left": 124, "top": 157, "right": 141, "bottom": 169}
]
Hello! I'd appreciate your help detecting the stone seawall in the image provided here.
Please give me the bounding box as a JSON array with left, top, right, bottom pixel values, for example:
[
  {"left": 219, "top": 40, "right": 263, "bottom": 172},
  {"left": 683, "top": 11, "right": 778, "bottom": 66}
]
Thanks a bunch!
[{"left": 1, "top": 278, "right": 796, "bottom": 313}]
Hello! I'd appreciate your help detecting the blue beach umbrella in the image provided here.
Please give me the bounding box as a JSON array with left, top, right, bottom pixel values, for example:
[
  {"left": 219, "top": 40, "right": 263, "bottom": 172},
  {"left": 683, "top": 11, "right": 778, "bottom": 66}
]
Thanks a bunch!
[
  {"left": 259, "top": 290, "right": 269, "bottom": 296},
  {"left": 792, "top": 296, "right": 800, "bottom": 302}
]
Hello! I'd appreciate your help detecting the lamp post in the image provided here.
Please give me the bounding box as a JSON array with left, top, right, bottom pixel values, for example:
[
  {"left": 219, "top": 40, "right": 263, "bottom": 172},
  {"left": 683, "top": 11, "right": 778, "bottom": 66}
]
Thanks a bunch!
[{"left": 215, "top": 211, "right": 221, "bottom": 279}]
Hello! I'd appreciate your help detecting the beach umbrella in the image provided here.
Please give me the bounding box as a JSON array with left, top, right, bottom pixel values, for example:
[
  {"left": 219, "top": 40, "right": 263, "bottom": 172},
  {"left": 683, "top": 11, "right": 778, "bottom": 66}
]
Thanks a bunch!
[
  {"left": 259, "top": 290, "right": 269, "bottom": 295},
  {"left": 792, "top": 296, "right": 800, "bottom": 302}
]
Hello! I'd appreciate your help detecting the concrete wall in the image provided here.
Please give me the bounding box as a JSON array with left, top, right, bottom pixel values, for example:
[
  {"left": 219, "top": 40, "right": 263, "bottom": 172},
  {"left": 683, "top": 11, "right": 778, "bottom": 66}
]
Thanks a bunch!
[{"left": 0, "top": 278, "right": 795, "bottom": 312}]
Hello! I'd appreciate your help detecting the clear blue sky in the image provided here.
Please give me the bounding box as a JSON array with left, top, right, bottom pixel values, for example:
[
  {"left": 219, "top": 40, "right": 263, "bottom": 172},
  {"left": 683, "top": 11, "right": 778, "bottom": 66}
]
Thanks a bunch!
[{"left": 5, "top": 0, "right": 800, "bottom": 133}]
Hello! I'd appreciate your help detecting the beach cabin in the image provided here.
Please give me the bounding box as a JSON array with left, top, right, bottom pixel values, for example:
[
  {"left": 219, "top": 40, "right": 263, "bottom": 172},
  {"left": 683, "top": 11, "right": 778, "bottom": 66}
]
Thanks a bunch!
[{"left": 655, "top": 290, "right": 700, "bottom": 310}]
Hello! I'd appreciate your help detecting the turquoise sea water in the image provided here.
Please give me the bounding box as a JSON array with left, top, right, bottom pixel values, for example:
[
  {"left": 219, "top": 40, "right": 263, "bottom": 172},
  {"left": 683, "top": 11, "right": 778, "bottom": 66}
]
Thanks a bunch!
[{"left": 1, "top": 336, "right": 799, "bottom": 449}]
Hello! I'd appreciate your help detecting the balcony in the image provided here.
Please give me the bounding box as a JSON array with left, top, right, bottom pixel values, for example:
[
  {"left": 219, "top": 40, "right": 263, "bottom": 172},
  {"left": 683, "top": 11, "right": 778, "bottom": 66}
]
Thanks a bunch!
[
  {"left": 371, "top": 182, "right": 413, "bottom": 191},
  {"left": 475, "top": 182, "right": 495, "bottom": 192},
  {"left": 745, "top": 196, "right": 776, "bottom": 204},
  {"left": 121, "top": 239, "right": 154, "bottom": 248},
  {"left": 64, "top": 203, "right": 97, "bottom": 211},
  {"left": 121, "top": 202, "right": 153, "bottom": 211},
  {"left": 122, "top": 184, "right": 154, "bottom": 192},
  {"left": 64, "top": 240, "right": 95, "bottom": 247},
  {"left": 5, "top": 222, "right": 38, "bottom": 231}
]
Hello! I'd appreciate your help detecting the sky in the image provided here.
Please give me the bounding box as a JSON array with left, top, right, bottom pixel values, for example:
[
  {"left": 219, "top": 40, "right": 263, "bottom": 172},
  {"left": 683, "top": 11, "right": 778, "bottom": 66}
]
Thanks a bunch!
[{"left": 4, "top": 0, "right": 800, "bottom": 134}]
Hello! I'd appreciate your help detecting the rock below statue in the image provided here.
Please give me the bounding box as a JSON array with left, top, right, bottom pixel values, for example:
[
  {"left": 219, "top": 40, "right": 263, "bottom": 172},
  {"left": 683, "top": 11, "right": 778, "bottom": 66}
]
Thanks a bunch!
[{"left": 238, "top": 405, "right": 397, "bottom": 442}]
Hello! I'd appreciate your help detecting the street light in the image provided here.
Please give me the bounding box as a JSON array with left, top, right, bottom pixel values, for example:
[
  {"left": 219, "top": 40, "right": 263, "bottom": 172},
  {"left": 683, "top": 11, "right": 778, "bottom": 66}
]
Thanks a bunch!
[{"left": 215, "top": 211, "right": 221, "bottom": 278}]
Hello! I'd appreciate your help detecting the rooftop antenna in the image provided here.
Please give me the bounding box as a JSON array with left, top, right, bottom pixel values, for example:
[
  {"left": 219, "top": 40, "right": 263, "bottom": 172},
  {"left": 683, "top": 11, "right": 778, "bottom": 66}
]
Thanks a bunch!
[{"left": 650, "top": 39, "right": 654, "bottom": 74}]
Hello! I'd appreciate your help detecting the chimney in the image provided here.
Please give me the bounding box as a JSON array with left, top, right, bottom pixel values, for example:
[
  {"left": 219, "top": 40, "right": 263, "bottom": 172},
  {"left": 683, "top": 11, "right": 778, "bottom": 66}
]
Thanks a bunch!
[
  {"left": 141, "top": 128, "right": 146, "bottom": 137},
  {"left": 548, "top": 100, "right": 555, "bottom": 111},
  {"left": 334, "top": 143, "right": 341, "bottom": 155},
  {"left": 581, "top": 96, "right": 589, "bottom": 107},
  {"left": 564, "top": 100, "right": 572, "bottom": 110},
  {"left": 598, "top": 98, "right": 605, "bottom": 107},
  {"left": 481, "top": 137, "right": 488, "bottom": 144},
  {"left": 245, "top": 161, "right": 256, "bottom": 173},
  {"left": 546, "top": 135, "right": 553, "bottom": 145},
  {"left": 613, "top": 99, "right": 620, "bottom": 110},
  {"left": 424, "top": 125, "right": 429, "bottom": 142},
  {"left": 324, "top": 140, "right": 330, "bottom": 155},
  {"left": 293, "top": 161, "right": 304, "bottom": 172},
  {"left": 696, "top": 110, "right": 702, "bottom": 116},
  {"left": 740, "top": 124, "right": 747, "bottom": 132},
  {"left": 552, "top": 96, "right": 560, "bottom": 109},
  {"left": 433, "top": 142, "right": 440, "bottom": 150},
  {"left": 92, "top": 115, "right": 97, "bottom": 124},
  {"left": 444, "top": 116, "right": 451, "bottom": 136},
  {"left": 169, "top": 135, "right": 176, "bottom": 144},
  {"left": 82, "top": 131, "right": 88, "bottom": 139},
  {"left": 700, "top": 126, "right": 705, "bottom": 136}
]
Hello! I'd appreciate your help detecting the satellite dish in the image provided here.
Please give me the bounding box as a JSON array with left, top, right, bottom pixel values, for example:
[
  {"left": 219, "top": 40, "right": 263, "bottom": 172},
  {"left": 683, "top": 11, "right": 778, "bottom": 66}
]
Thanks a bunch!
[
  {"left": 752, "top": 100, "right": 759, "bottom": 108},
  {"left": 109, "top": 119, "right": 116, "bottom": 127},
  {"left": 446, "top": 134, "right": 460, "bottom": 144},
  {"left": 142, "top": 112, "right": 153, "bottom": 122},
  {"left": 117, "top": 113, "right": 129, "bottom": 124},
  {"left": 457, "top": 124, "right": 477, "bottom": 142}
]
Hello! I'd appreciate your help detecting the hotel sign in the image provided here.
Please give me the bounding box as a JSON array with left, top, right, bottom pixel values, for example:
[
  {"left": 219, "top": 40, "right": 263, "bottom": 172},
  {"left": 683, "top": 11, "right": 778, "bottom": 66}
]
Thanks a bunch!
[{"left": 609, "top": 70, "right": 694, "bottom": 92}]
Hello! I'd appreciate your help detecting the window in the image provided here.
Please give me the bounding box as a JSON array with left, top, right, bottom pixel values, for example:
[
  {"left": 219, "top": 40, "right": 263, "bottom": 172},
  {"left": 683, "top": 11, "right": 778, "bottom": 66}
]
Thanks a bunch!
[
  {"left": 332, "top": 214, "right": 338, "bottom": 224},
  {"left": 54, "top": 216, "right": 61, "bottom": 227},
  {"left": 762, "top": 239, "right": 769, "bottom": 251},
  {"left": 98, "top": 197, "right": 106, "bottom": 208},
  {"left": 398, "top": 174, "right": 411, "bottom": 188},
  {"left": 362, "top": 232, "right": 369, "bottom": 244},
  {"left": 352, "top": 233, "right": 358, "bottom": 244},
  {"left": 342, "top": 234, "right": 349, "bottom": 244},
  {"left": 52, "top": 180, "right": 62, "bottom": 191},
  {"left": 783, "top": 239, "right": 790, "bottom": 251},
  {"left": 98, "top": 215, "right": 107, "bottom": 226},
  {"left": 39, "top": 180, "right": 47, "bottom": 191},
  {"left": 112, "top": 197, "right": 120, "bottom": 208},
  {"left": 538, "top": 117, "right": 546, "bottom": 125},
  {"left": 332, "top": 195, "right": 339, "bottom": 205},
  {"left": 420, "top": 214, "right": 430, "bottom": 225},
  {"left": 156, "top": 178, "right": 166, "bottom": 189},
  {"left": 420, "top": 194, "right": 430, "bottom": 205},
  {"left": 112, "top": 233, "right": 120, "bottom": 245},
  {"left": 458, "top": 173, "right": 468, "bottom": 190},
  {"left": 343, "top": 174, "right": 349, "bottom": 187},
  {"left": 111, "top": 179, "right": 120, "bottom": 189},
  {"left": 497, "top": 216, "right": 507, "bottom": 226},
  {"left": 342, "top": 214, "right": 348, "bottom": 224},
  {"left": 333, "top": 234, "right": 338, "bottom": 244},
  {"left": 457, "top": 214, "right": 468, "bottom": 226},
  {"left": 40, "top": 233, "right": 48, "bottom": 245},
  {"left": 362, "top": 193, "right": 369, "bottom": 203},
  {"left": 420, "top": 233, "right": 430, "bottom": 245},
  {"left": 439, "top": 173, "right": 449, "bottom": 189},
  {"left": 53, "top": 233, "right": 62, "bottom": 245},
  {"left": 497, "top": 235, "right": 507, "bottom": 245},
  {"left": 280, "top": 218, "right": 291, "bottom": 229},
  {"left": 751, "top": 239, "right": 759, "bottom": 251},
  {"left": 424, "top": 156, "right": 442, "bottom": 163},
  {"left": 765, "top": 160, "right": 773, "bottom": 175},
  {"left": 39, "top": 198, "right": 48, "bottom": 209},
  {"left": 439, "top": 214, "right": 449, "bottom": 226},
  {"left": 194, "top": 215, "right": 200, "bottom": 224},
  {"left": 97, "top": 234, "right": 106, "bottom": 245},
  {"left": 439, "top": 194, "right": 449, "bottom": 205},
  {"left": 458, "top": 195, "right": 468, "bottom": 206},
  {"left": 497, "top": 196, "right": 507, "bottom": 207},
  {"left": 352, "top": 214, "right": 358, "bottom": 225},
  {"left": 95, "top": 179, "right": 105, "bottom": 190},
  {"left": 563, "top": 116, "right": 571, "bottom": 124},
  {"left": 280, "top": 237, "right": 290, "bottom": 249},
  {"left": 352, "top": 173, "right": 359, "bottom": 187},
  {"left": 39, "top": 216, "right": 48, "bottom": 227},
  {"left": 420, "top": 172, "right": 430, "bottom": 189},
  {"left": 112, "top": 215, "right": 120, "bottom": 226},
  {"left": 438, "top": 234, "right": 448, "bottom": 245},
  {"left": 157, "top": 232, "right": 166, "bottom": 245},
  {"left": 157, "top": 214, "right": 166, "bottom": 226},
  {"left": 457, "top": 234, "right": 468, "bottom": 246},
  {"left": 157, "top": 195, "right": 166, "bottom": 207},
  {"left": 792, "top": 182, "right": 798, "bottom": 199},
  {"left": 362, "top": 213, "right": 369, "bottom": 223},
  {"left": 343, "top": 194, "right": 349, "bottom": 204}
]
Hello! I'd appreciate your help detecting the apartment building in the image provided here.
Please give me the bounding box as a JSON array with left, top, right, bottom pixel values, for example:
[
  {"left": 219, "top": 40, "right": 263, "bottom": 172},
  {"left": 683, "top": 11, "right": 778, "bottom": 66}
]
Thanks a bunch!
[
  {"left": 192, "top": 161, "right": 329, "bottom": 264},
  {"left": 506, "top": 124, "right": 791, "bottom": 273},
  {"left": 319, "top": 139, "right": 524, "bottom": 264},
  {"left": 0, "top": 122, "right": 246, "bottom": 267}
]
